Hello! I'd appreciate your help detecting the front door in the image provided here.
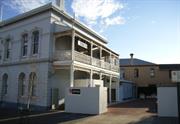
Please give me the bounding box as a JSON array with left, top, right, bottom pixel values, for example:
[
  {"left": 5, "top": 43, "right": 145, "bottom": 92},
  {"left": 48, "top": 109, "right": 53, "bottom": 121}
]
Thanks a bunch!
[
  {"left": 111, "top": 89, "right": 116, "bottom": 102},
  {"left": 51, "top": 88, "right": 59, "bottom": 109}
]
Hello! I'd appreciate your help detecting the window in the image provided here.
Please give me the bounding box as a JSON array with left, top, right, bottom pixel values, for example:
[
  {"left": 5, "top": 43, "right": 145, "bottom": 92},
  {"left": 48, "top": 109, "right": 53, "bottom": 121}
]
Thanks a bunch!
[
  {"left": 120, "top": 69, "right": 125, "bottom": 79},
  {"left": 169, "top": 70, "right": 172, "bottom": 79},
  {"left": 2, "top": 73, "right": 8, "bottom": 95},
  {"left": 32, "top": 31, "right": 39, "bottom": 55},
  {"left": 134, "top": 69, "right": 139, "bottom": 78},
  {"left": 29, "top": 72, "right": 37, "bottom": 96},
  {"left": 18, "top": 73, "right": 26, "bottom": 96},
  {"left": 0, "top": 40, "right": 2, "bottom": 60},
  {"left": 0, "top": 50, "right": 2, "bottom": 60},
  {"left": 4, "top": 39, "right": 11, "bottom": 59},
  {"left": 150, "top": 68, "right": 155, "bottom": 77},
  {"left": 22, "top": 34, "right": 28, "bottom": 57}
]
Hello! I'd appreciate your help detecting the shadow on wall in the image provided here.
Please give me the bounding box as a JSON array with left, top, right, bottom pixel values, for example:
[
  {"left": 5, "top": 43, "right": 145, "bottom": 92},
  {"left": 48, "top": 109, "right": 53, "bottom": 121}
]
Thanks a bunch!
[{"left": 128, "top": 116, "right": 178, "bottom": 124}]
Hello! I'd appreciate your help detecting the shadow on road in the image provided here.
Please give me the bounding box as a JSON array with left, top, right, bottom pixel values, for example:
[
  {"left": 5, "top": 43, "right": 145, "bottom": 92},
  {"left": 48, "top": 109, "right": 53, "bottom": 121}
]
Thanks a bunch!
[
  {"left": 0, "top": 109, "right": 93, "bottom": 124},
  {"left": 128, "top": 116, "right": 178, "bottom": 124}
]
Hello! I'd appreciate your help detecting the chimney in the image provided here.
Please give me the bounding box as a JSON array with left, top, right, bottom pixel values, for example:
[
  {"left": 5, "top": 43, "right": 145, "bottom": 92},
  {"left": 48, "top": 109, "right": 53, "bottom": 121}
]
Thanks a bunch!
[
  {"left": 56, "top": 0, "right": 65, "bottom": 11},
  {"left": 130, "top": 53, "right": 134, "bottom": 65}
]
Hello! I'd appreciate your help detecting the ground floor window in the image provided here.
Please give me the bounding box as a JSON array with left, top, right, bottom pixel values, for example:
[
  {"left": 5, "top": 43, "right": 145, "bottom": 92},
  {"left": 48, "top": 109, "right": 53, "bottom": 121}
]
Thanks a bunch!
[
  {"left": 29, "top": 72, "right": 37, "bottom": 97},
  {"left": 2, "top": 73, "right": 8, "bottom": 95},
  {"left": 18, "top": 73, "right": 26, "bottom": 96}
]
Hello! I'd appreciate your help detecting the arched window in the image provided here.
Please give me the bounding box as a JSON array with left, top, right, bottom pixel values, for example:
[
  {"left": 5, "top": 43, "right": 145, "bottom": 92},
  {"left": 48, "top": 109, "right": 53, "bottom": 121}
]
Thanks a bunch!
[
  {"left": 18, "top": 73, "right": 26, "bottom": 96},
  {"left": 2, "top": 73, "right": 8, "bottom": 95},
  {"left": 29, "top": 72, "right": 37, "bottom": 96},
  {"left": 21, "top": 33, "right": 28, "bottom": 57},
  {"left": 32, "top": 30, "right": 39, "bottom": 54}
]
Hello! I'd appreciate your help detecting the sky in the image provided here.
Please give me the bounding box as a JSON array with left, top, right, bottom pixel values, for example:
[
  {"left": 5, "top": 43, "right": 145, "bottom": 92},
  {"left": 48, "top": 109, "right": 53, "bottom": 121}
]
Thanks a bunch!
[{"left": 0, "top": 0, "right": 180, "bottom": 64}]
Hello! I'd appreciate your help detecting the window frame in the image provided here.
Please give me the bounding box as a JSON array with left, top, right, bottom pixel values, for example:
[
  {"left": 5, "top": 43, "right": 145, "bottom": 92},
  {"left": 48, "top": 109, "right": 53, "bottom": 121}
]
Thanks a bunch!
[
  {"left": 150, "top": 68, "right": 155, "bottom": 77},
  {"left": 21, "top": 33, "right": 28, "bottom": 57},
  {"left": 31, "top": 30, "right": 39, "bottom": 55},
  {"left": 0, "top": 50, "right": 2, "bottom": 60},
  {"left": 134, "top": 68, "right": 139, "bottom": 78},
  {"left": 29, "top": 72, "right": 37, "bottom": 97},
  {"left": 4, "top": 38, "right": 11, "bottom": 60},
  {"left": 18, "top": 73, "right": 26, "bottom": 97},
  {"left": 2, "top": 73, "right": 8, "bottom": 95}
]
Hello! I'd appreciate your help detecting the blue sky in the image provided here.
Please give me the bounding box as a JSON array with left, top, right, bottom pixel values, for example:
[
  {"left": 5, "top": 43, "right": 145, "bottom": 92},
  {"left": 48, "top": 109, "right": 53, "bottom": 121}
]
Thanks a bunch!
[{"left": 0, "top": 0, "right": 180, "bottom": 64}]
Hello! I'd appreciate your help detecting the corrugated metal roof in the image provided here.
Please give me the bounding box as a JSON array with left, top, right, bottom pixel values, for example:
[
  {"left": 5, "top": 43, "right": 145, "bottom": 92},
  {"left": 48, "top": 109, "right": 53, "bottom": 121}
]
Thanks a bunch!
[
  {"left": 120, "top": 58, "right": 156, "bottom": 66},
  {"left": 159, "top": 64, "right": 180, "bottom": 70}
]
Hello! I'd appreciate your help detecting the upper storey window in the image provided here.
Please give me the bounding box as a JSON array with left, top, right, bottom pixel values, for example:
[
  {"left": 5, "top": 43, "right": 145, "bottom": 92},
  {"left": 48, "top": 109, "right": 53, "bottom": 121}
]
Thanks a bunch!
[
  {"left": 120, "top": 69, "right": 125, "bottom": 79},
  {"left": 4, "top": 39, "right": 11, "bottom": 59},
  {"left": 32, "top": 30, "right": 39, "bottom": 55},
  {"left": 0, "top": 50, "right": 1, "bottom": 60},
  {"left": 22, "top": 33, "right": 28, "bottom": 57},
  {"left": 0, "top": 40, "right": 2, "bottom": 60},
  {"left": 150, "top": 68, "right": 155, "bottom": 77},
  {"left": 134, "top": 68, "right": 139, "bottom": 78}
]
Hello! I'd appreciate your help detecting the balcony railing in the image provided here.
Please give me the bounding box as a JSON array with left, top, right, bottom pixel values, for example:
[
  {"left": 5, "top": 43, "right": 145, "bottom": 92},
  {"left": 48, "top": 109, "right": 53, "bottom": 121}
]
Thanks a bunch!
[
  {"left": 101, "top": 61, "right": 111, "bottom": 70},
  {"left": 54, "top": 50, "right": 72, "bottom": 61},
  {"left": 74, "top": 51, "right": 91, "bottom": 65},
  {"left": 92, "top": 57, "right": 101, "bottom": 67},
  {"left": 54, "top": 50, "right": 119, "bottom": 72}
]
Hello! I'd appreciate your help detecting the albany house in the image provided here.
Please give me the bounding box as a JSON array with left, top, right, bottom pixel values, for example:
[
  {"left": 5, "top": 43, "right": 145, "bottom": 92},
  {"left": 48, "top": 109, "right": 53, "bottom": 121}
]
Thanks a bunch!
[{"left": 0, "top": 1, "right": 120, "bottom": 110}]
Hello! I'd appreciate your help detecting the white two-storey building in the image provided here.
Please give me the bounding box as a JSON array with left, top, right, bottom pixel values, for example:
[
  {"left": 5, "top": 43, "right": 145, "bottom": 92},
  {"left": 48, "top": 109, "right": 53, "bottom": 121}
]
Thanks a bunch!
[{"left": 0, "top": 1, "right": 120, "bottom": 110}]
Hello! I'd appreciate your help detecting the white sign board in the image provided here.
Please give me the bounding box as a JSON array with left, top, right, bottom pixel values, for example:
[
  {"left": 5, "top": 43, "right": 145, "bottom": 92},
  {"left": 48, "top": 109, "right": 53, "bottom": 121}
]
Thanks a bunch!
[
  {"left": 171, "top": 71, "right": 180, "bottom": 82},
  {"left": 78, "top": 40, "right": 87, "bottom": 49}
]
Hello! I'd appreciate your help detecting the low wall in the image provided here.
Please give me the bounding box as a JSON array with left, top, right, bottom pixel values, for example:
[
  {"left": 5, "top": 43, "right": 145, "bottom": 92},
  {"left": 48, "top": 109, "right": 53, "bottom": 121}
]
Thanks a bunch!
[
  {"left": 65, "top": 87, "right": 107, "bottom": 114},
  {"left": 157, "top": 87, "right": 178, "bottom": 117},
  {"left": 74, "top": 79, "right": 103, "bottom": 87}
]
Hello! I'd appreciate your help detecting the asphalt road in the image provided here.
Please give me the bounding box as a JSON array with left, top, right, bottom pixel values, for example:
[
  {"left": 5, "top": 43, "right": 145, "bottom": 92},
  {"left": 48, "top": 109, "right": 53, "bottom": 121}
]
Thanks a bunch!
[{"left": 0, "top": 99, "right": 178, "bottom": 124}]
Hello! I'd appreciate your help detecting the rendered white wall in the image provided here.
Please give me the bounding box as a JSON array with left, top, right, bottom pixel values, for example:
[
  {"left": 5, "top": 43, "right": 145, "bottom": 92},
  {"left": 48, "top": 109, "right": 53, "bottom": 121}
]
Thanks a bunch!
[
  {"left": 65, "top": 87, "right": 107, "bottom": 114},
  {"left": 0, "top": 12, "right": 52, "bottom": 108},
  {"left": 0, "top": 12, "right": 52, "bottom": 62},
  {"left": 0, "top": 62, "right": 49, "bottom": 107},
  {"left": 157, "top": 87, "right": 178, "bottom": 117},
  {"left": 48, "top": 69, "right": 70, "bottom": 106}
]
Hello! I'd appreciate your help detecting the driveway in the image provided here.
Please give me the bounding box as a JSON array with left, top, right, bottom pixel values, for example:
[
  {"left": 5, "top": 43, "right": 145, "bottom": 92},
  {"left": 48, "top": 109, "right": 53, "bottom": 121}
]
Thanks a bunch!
[{"left": 0, "top": 99, "right": 178, "bottom": 124}]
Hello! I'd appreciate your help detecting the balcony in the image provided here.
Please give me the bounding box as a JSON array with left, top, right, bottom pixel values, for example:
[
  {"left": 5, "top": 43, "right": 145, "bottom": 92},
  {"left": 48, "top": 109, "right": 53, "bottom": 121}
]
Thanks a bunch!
[
  {"left": 54, "top": 50, "right": 119, "bottom": 72},
  {"left": 54, "top": 50, "right": 72, "bottom": 61}
]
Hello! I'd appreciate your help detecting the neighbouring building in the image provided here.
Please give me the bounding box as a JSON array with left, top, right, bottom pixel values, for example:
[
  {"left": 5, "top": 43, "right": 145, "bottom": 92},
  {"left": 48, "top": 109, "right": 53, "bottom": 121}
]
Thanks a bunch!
[
  {"left": 0, "top": 1, "right": 120, "bottom": 110},
  {"left": 120, "top": 53, "right": 180, "bottom": 98},
  {"left": 119, "top": 79, "right": 136, "bottom": 102}
]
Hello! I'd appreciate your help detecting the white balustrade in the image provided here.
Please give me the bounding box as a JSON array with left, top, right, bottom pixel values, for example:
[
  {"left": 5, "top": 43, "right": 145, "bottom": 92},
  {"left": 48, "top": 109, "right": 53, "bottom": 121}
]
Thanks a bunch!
[{"left": 54, "top": 50, "right": 119, "bottom": 72}]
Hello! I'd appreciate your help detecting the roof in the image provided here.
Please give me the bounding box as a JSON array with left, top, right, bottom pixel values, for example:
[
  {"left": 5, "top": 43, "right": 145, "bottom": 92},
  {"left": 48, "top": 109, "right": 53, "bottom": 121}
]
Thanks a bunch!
[
  {"left": 0, "top": 3, "right": 108, "bottom": 44},
  {"left": 120, "top": 58, "right": 156, "bottom": 66},
  {"left": 159, "top": 64, "right": 180, "bottom": 70}
]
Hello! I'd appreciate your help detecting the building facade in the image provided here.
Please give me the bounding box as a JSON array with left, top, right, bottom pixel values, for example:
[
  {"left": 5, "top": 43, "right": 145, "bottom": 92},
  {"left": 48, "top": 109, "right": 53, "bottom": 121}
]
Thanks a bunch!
[
  {"left": 120, "top": 54, "right": 180, "bottom": 97},
  {"left": 0, "top": 3, "right": 120, "bottom": 110}
]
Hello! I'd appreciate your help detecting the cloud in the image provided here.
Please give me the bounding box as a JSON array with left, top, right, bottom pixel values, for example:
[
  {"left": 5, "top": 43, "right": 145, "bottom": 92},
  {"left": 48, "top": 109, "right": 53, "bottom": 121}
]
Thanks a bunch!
[
  {"left": 2, "top": 0, "right": 125, "bottom": 33},
  {"left": 72, "top": 0, "right": 125, "bottom": 32},
  {"left": 2, "top": 0, "right": 52, "bottom": 13},
  {"left": 104, "top": 16, "right": 125, "bottom": 26}
]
